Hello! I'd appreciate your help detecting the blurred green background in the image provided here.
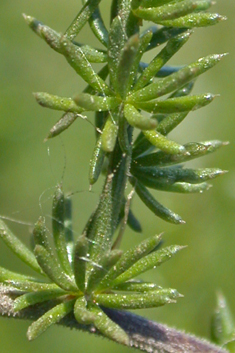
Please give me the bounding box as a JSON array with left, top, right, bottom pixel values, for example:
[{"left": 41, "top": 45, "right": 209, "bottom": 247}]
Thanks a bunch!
[{"left": 0, "top": 1, "right": 234, "bottom": 352}]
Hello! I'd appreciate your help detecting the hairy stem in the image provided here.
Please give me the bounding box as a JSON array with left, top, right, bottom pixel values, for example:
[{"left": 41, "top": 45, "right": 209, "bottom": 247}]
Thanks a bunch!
[{"left": 0, "top": 284, "right": 228, "bottom": 353}]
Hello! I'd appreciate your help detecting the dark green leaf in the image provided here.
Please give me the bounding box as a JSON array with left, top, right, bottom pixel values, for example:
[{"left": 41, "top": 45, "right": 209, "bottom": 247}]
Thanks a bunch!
[
  {"left": 64, "top": 197, "right": 74, "bottom": 265},
  {"left": 52, "top": 185, "right": 73, "bottom": 276},
  {"left": 131, "top": 165, "right": 225, "bottom": 189},
  {"left": 146, "top": 26, "right": 188, "bottom": 51},
  {"left": 82, "top": 3, "right": 109, "bottom": 47},
  {"left": 131, "top": 179, "right": 185, "bottom": 224},
  {"left": 134, "top": 140, "right": 226, "bottom": 167}
]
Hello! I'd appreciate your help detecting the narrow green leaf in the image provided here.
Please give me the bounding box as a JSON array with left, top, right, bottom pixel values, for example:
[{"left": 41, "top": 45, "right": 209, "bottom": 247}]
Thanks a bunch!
[
  {"left": 85, "top": 145, "right": 130, "bottom": 273},
  {"left": 94, "top": 288, "right": 180, "bottom": 309},
  {"left": 143, "top": 130, "right": 186, "bottom": 154},
  {"left": 131, "top": 179, "right": 185, "bottom": 224},
  {"left": 114, "top": 281, "right": 160, "bottom": 292},
  {"left": 116, "top": 33, "right": 140, "bottom": 98},
  {"left": 60, "top": 36, "right": 112, "bottom": 96},
  {"left": 23, "top": 14, "right": 62, "bottom": 51},
  {"left": 73, "top": 235, "right": 89, "bottom": 293},
  {"left": 171, "top": 182, "right": 213, "bottom": 193},
  {"left": 129, "top": 54, "right": 226, "bottom": 102},
  {"left": 155, "top": 65, "right": 183, "bottom": 77},
  {"left": 124, "top": 104, "right": 157, "bottom": 130},
  {"left": 52, "top": 185, "right": 73, "bottom": 276},
  {"left": 64, "top": 197, "right": 74, "bottom": 265},
  {"left": 110, "top": 0, "right": 118, "bottom": 21},
  {"left": 97, "top": 234, "right": 162, "bottom": 290},
  {"left": 119, "top": 200, "right": 142, "bottom": 233},
  {"left": 157, "top": 111, "right": 189, "bottom": 136},
  {"left": 118, "top": 108, "right": 131, "bottom": 154},
  {"left": 101, "top": 116, "right": 118, "bottom": 152},
  {"left": 133, "top": 0, "right": 213, "bottom": 22},
  {"left": 86, "top": 249, "right": 123, "bottom": 293},
  {"left": 151, "top": 81, "right": 195, "bottom": 135},
  {"left": 134, "top": 31, "right": 191, "bottom": 91},
  {"left": 82, "top": 4, "right": 109, "bottom": 47},
  {"left": 127, "top": 209, "right": 142, "bottom": 233},
  {"left": 132, "top": 131, "right": 153, "bottom": 158},
  {"left": 27, "top": 299, "right": 75, "bottom": 340},
  {"left": 14, "top": 289, "right": 66, "bottom": 311},
  {"left": 89, "top": 135, "right": 105, "bottom": 185},
  {"left": 135, "top": 140, "right": 226, "bottom": 167},
  {"left": 136, "top": 0, "right": 181, "bottom": 8},
  {"left": 159, "top": 13, "right": 227, "bottom": 28},
  {"left": 0, "top": 266, "right": 38, "bottom": 283},
  {"left": 23, "top": 15, "right": 107, "bottom": 62},
  {"left": 34, "top": 92, "right": 84, "bottom": 113},
  {"left": 95, "top": 110, "right": 108, "bottom": 136},
  {"left": 130, "top": 30, "right": 153, "bottom": 86},
  {"left": 83, "top": 64, "right": 110, "bottom": 95},
  {"left": 45, "top": 112, "right": 79, "bottom": 141},
  {"left": 113, "top": 245, "right": 183, "bottom": 285},
  {"left": 6, "top": 280, "right": 60, "bottom": 292},
  {"left": 34, "top": 245, "right": 77, "bottom": 292},
  {"left": 72, "top": 44, "right": 107, "bottom": 63},
  {"left": 0, "top": 219, "right": 43, "bottom": 275},
  {"left": 132, "top": 166, "right": 211, "bottom": 192},
  {"left": 90, "top": 304, "right": 130, "bottom": 346},
  {"left": 131, "top": 166, "right": 225, "bottom": 190},
  {"left": 33, "top": 217, "right": 52, "bottom": 255},
  {"left": 108, "top": 6, "right": 139, "bottom": 94},
  {"left": 146, "top": 26, "right": 187, "bottom": 52},
  {"left": 136, "top": 93, "right": 215, "bottom": 114},
  {"left": 74, "top": 297, "right": 96, "bottom": 324},
  {"left": 73, "top": 93, "right": 119, "bottom": 111},
  {"left": 64, "top": 0, "right": 102, "bottom": 41},
  {"left": 211, "top": 292, "right": 235, "bottom": 345}
]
